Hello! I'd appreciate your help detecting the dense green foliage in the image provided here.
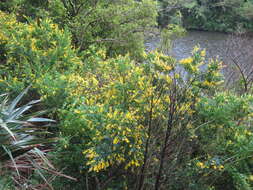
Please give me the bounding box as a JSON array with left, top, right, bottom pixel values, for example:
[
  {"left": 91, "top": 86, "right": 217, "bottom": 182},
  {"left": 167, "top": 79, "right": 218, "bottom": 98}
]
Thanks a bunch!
[
  {"left": 0, "top": 0, "right": 157, "bottom": 58},
  {"left": 1, "top": 0, "right": 253, "bottom": 189},
  {"left": 159, "top": 0, "right": 253, "bottom": 32}
]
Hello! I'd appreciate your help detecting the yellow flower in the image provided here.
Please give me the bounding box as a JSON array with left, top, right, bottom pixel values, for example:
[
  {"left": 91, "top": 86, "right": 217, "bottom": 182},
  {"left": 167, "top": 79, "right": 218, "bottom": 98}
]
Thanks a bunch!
[
  {"left": 0, "top": 32, "right": 8, "bottom": 42},
  {"left": 218, "top": 165, "right": 224, "bottom": 170},
  {"left": 180, "top": 57, "right": 193, "bottom": 65},
  {"left": 27, "top": 25, "right": 35, "bottom": 32},
  {"left": 193, "top": 46, "right": 200, "bottom": 53},
  {"left": 200, "top": 50, "right": 206, "bottom": 57},
  {"left": 142, "top": 51, "right": 147, "bottom": 59},
  {"left": 113, "top": 137, "right": 119, "bottom": 144},
  {"left": 74, "top": 110, "right": 81, "bottom": 114},
  {"left": 203, "top": 80, "right": 212, "bottom": 87},
  {"left": 97, "top": 49, "right": 106, "bottom": 59},
  {"left": 249, "top": 175, "right": 253, "bottom": 181},
  {"left": 124, "top": 137, "right": 130, "bottom": 143},
  {"left": 245, "top": 130, "right": 252, "bottom": 136},
  {"left": 196, "top": 162, "right": 205, "bottom": 169},
  {"left": 175, "top": 73, "right": 180, "bottom": 79}
]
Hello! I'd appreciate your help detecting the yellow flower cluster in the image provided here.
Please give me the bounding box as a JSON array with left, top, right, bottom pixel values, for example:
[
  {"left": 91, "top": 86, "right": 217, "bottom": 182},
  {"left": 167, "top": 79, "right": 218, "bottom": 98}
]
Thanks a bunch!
[
  {"left": 200, "top": 50, "right": 206, "bottom": 57},
  {"left": 180, "top": 57, "right": 194, "bottom": 65},
  {"left": 83, "top": 149, "right": 94, "bottom": 157},
  {"left": 124, "top": 159, "right": 141, "bottom": 169},
  {"left": 97, "top": 49, "right": 106, "bottom": 59},
  {"left": 3, "top": 17, "right": 83, "bottom": 77},
  {"left": 196, "top": 161, "right": 206, "bottom": 169},
  {"left": 179, "top": 56, "right": 200, "bottom": 73},
  {"left": 196, "top": 161, "right": 224, "bottom": 171},
  {"left": 249, "top": 175, "right": 253, "bottom": 181},
  {"left": 30, "top": 38, "right": 37, "bottom": 51},
  {"left": 202, "top": 80, "right": 216, "bottom": 87},
  {"left": 212, "top": 165, "right": 224, "bottom": 170},
  {"left": 90, "top": 160, "right": 110, "bottom": 172},
  {"left": 0, "top": 11, "right": 17, "bottom": 43},
  {"left": 0, "top": 32, "right": 7, "bottom": 42},
  {"left": 153, "top": 51, "right": 175, "bottom": 72},
  {"left": 0, "top": 11, "right": 17, "bottom": 27},
  {"left": 113, "top": 137, "right": 119, "bottom": 144}
]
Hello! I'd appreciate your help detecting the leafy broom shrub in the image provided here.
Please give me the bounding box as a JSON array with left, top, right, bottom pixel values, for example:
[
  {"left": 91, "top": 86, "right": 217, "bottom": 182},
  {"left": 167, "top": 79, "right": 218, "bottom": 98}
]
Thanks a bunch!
[
  {"left": 0, "top": 11, "right": 81, "bottom": 100},
  {"left": 192, "top": 93, "right": 253, "bottom": 190},
  {"left": 169, "top": 93, "right": 253, "bottom": 190},
  {"left": 48, "top": 47, "right": 224, "bottom": 189}
]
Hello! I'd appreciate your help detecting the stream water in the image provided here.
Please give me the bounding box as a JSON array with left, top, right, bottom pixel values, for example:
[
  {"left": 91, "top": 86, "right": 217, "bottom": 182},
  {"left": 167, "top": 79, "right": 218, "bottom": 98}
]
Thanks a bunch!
[{"left": 146, "top": 30, "right": 229, "bottom": 61}]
